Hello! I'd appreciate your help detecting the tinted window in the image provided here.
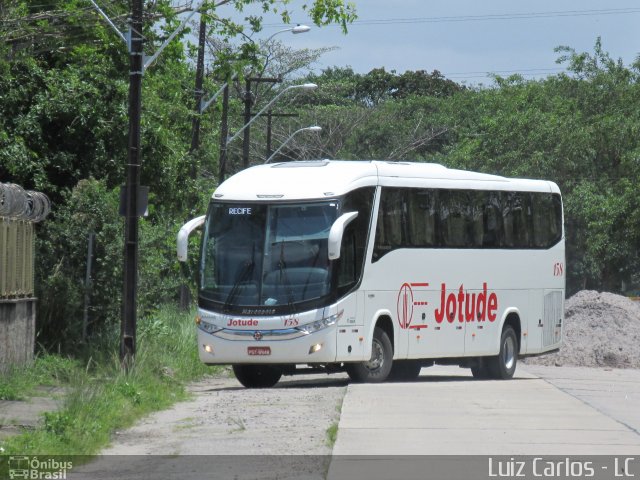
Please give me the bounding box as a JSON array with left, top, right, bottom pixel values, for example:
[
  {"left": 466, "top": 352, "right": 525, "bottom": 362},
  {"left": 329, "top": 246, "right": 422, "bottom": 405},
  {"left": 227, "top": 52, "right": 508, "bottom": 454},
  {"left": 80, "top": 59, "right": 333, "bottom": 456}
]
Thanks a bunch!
[
  {"left": 406, "top": 189, "right": 437, "bottom": 247},
  {"left": 337, "top": 187, "right": 375, "bottom": 295},
  {"left": 373, "top": 188, "right": 406, "bottom": 260},
  {"left": 373, "top": 188, "right": 562, "bottom": 261}
]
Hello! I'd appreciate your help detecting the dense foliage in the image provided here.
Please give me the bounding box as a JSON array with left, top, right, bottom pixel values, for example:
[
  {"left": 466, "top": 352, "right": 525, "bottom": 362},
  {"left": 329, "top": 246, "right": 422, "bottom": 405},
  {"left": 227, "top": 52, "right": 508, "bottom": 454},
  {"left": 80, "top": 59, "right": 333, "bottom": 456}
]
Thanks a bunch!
[{"left": 1, "top": 0, "right": 638, "bottom": 351}]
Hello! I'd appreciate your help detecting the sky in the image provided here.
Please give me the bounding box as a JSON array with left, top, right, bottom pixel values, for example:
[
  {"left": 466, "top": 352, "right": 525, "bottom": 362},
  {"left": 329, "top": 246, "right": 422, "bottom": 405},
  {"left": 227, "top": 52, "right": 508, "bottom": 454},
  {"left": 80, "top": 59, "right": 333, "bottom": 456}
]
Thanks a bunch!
[{"left": 227, "top": 0, "right": 640, "bottom": 84}]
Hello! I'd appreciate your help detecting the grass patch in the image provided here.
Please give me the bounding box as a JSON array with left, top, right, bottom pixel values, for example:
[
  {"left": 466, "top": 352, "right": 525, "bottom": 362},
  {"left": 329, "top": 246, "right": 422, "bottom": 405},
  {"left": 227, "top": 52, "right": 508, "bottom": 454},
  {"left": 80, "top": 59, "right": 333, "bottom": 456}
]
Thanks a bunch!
[
  {"left": 0, "top": 354, "right": 79, "bottom": 401},
  {"left": 325, "top": 422, "right": 339, "bottom": 448},
  {"left": 326, "top": 392, "right": 345, "bottom": 449},
  {"left": 0, "top": 305, "right": 216, "bottom": 456}
]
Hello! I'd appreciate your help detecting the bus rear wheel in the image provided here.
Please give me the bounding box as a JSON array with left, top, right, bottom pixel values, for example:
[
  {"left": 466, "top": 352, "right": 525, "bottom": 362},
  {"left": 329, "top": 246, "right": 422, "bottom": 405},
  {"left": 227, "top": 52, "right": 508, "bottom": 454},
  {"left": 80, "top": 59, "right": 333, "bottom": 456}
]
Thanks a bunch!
[
  {"left": 470, "top": 358, "right": 491, "bottom": 379},
  {"left": 232, "top": 364, "right": 282, "bottom": 388},
  {"left": 346, "top": 326, "right": 393, "bottom": 383},
  {"left": 486, "top": 326, "right": 518, "bottom": 380}
]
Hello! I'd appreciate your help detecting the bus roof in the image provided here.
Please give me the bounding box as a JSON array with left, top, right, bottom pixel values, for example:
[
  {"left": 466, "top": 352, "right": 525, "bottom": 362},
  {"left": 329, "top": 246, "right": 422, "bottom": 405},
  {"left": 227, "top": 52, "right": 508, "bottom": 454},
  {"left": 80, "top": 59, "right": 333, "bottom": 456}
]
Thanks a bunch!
[{"left": 212, "top": 160, "right": 560, "bottom": 201}]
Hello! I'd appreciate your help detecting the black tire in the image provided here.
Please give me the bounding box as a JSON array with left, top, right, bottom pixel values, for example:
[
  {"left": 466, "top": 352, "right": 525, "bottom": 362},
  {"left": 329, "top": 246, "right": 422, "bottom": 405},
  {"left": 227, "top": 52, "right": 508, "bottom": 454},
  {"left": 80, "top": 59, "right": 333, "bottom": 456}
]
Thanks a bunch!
[
  {"left": 346, "top": 326, "right": 393, "bottom": 383},
  {"left": 470, "top": 358, "right": 491, "bottom": 379},
  {"left": 388, "top": 360, "right": 422, "bottom": 382},
  {"left": 486, "top": 326, "right": 518, "bottom": 380},
  {"left": 232, "top": 364, "right": 282, "bottom": 388}
]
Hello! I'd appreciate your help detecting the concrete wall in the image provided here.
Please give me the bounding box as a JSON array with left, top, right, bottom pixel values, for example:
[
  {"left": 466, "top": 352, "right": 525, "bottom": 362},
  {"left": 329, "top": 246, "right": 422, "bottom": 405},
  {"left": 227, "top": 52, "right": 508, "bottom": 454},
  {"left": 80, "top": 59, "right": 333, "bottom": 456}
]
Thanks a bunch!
[{"left": 0, "top": 298, "right": 36, "bottom": 372}]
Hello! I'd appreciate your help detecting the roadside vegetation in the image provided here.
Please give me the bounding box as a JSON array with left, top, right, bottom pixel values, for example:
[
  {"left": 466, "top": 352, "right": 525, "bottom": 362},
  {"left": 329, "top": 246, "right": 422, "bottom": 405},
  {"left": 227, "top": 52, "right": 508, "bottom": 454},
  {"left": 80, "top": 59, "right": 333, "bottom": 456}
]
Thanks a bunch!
[{"left": 0, "top": 306, "right": 213, "bottom": 456}]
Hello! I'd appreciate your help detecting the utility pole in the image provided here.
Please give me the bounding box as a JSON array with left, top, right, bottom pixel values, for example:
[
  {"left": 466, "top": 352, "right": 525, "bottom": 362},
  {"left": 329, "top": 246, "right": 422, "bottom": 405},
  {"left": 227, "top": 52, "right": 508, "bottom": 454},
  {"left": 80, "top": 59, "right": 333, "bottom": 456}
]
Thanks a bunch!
[
  {"left": 90, "top": 0, "right": 204, "bottom": 366},
  {"left": 265, "top": 111, "right": 299, "bottom": 160},
  {"left": 266, "top": 110, "right": 272, "bottom": 160},
  {"left": 218, "top": 84, "right": 230, "bottom": 182},
  {"left": 121, "top": 0, "right": 143, "bottom": 367},
  {"left": 188, "top": 12, "right": 207, "bottom": 177},
  {"left": 241, "top": 77, "right": 281, "bottom": 169},
  {"left": 241, "top": 78, "right": 252, "bottom": 169}
]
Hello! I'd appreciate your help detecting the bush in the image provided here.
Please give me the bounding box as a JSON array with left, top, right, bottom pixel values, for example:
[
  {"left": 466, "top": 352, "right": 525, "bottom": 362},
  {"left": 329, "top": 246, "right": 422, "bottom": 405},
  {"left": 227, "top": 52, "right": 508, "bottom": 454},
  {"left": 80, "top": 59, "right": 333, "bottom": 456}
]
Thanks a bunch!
[{"left": 35, "top": 178, "right": 209, "bottom": 353}]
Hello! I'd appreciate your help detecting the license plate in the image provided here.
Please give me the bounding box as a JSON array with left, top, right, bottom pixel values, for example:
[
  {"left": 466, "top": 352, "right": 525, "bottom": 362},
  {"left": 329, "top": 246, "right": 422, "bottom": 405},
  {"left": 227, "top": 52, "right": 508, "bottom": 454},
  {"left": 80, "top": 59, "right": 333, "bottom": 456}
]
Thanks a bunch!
[{"left": 248, "top": 346, "right": 271, "bottom": 356}]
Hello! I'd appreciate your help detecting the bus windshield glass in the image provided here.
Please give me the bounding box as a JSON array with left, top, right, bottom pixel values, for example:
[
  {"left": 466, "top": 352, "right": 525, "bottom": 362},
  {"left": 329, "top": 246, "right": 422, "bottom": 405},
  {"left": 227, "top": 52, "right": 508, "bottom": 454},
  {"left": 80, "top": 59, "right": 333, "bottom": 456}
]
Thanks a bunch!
[{"left": 200, "top": 201, "right": 340, "bottom": 312}]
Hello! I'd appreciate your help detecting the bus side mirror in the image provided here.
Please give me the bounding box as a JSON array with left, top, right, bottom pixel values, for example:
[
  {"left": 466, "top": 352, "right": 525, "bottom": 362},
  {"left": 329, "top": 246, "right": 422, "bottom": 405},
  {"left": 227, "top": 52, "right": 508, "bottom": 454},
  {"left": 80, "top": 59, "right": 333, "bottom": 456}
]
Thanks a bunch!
[
  {"left": 328, "top": 211, "right": 359, "bottom": 260},
  {"left": 177, "top": 215, "right": 206, "bottom": 262}
]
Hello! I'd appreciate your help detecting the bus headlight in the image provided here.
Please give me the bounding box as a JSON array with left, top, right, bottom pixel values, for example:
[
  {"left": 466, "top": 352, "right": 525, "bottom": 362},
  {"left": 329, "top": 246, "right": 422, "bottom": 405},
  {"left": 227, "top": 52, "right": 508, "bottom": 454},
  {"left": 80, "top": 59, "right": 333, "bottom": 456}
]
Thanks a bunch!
[
  {"left": 297, "top": 310, "right": 343, "bottom": 334},
  {"left": 198, "top": 317, "right": 222, "bottom": 334}
]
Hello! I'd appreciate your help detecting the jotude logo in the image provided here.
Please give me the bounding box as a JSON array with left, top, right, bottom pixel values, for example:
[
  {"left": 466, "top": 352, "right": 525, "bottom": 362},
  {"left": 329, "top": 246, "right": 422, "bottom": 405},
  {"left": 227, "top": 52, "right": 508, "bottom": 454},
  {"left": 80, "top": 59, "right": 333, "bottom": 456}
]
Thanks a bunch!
[{"left": 8, "top": 456, "right": 73, "bottom": 479}]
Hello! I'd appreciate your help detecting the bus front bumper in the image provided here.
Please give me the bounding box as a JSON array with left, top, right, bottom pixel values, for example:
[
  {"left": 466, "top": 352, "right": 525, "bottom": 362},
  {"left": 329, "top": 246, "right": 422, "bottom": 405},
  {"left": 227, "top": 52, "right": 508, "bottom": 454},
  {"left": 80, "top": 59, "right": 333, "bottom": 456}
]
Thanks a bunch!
[{"left": 197, "top": 327, "right": 339, "bottom": 364}]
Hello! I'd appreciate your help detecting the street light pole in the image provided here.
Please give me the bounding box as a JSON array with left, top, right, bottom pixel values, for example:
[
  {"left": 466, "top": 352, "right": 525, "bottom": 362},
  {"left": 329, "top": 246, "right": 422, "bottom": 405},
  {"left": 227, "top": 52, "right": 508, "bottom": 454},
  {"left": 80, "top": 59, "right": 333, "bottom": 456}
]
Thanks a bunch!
[
  {"left": 226, "top": 83, "right": 317, "bottom": 146},
  {"left": 199, "top": 22, "right": 312, "bottom": 116},
  {"left": 242, "top": 77, "right": 252, "bottom": 170},
  {"left": 218, "top": 84, "right": 230, "bottom": 182},
  {"left": 194, "top": 24, "right": 312, "bottom": 179},
  {"left": 264, "top": 126, "right": 322, "bottom": 163}
]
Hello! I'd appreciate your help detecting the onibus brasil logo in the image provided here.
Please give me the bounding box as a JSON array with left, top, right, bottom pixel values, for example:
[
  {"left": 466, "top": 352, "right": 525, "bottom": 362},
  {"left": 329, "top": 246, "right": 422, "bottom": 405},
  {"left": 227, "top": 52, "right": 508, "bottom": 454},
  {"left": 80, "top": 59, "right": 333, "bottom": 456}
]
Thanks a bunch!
[{"left": 7, "top": 456, "right": 73, "bottom": 479}]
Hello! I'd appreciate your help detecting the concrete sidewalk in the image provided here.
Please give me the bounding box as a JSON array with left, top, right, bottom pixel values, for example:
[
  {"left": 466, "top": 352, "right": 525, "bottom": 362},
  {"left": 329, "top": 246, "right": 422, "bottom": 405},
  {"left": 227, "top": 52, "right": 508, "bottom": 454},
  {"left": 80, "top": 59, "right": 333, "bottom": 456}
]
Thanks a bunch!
[
  {"left": 332, "top": 365, "right": 640, "bottom": 456},
  {"left": 0, "top": 386, "right": 66, "bottom": 440},
  {"left": 524, "top": 365, "right": 640, "bottom": 436}
]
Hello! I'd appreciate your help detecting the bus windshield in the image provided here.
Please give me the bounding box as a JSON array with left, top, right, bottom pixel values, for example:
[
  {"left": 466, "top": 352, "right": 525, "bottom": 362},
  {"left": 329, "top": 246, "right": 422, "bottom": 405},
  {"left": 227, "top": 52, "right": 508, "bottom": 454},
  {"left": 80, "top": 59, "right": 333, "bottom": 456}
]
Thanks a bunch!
[{"left": 200, "top": 201, "right": 340, "bottom": 312}]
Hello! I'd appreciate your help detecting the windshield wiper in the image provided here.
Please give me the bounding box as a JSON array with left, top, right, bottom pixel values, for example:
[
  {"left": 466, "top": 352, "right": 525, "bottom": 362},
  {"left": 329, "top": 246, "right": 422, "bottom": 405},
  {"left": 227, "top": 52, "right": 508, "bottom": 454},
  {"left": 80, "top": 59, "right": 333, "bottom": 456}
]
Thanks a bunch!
[
  {"left": 302, "top": 244, "right": 321, "bottom": 299},
  {"left": 223, "top": 244, "right": 255, "bottom": 312},
  {"left": 278, "top": 241, "right": 297, "bottom": 313}
]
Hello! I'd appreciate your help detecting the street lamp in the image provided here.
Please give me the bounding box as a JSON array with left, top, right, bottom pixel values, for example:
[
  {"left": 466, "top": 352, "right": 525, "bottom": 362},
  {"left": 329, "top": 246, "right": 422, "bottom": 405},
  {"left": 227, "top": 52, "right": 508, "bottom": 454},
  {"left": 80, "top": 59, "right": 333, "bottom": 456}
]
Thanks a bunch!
[
  {"left": 265, "top": 24, "right": 311, "bottom": 43},
  {"left": 226, "top": 83, "right": 317, "bottom": 146},
  {"left": 264, "top": 126, "right": 322, "bottom": 163}
]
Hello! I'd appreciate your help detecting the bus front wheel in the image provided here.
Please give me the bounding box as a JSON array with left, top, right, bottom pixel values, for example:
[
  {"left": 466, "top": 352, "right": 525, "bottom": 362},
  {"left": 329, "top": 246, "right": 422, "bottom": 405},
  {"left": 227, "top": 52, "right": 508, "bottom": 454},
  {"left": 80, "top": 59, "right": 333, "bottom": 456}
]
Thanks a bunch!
[
  {"left": 346, "top": 327, "right": 393, "bottom": 383},
  {"left": 486, "top": 326, "right": 518, "bottom": 380},
  {"left": 232, "top": 364, "right": 282, "bottom": 388}
]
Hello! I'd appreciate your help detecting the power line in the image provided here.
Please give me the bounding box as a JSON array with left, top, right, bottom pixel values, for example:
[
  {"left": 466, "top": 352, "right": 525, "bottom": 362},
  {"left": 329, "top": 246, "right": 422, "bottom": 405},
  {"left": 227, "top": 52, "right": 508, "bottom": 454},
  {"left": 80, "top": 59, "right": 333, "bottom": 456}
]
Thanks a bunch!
[
  {"left": 263, "top": 7, "right": 640, "bottom": 28},
  {"left": 444, "top": 68, "right": 567, "bottom": 79}
]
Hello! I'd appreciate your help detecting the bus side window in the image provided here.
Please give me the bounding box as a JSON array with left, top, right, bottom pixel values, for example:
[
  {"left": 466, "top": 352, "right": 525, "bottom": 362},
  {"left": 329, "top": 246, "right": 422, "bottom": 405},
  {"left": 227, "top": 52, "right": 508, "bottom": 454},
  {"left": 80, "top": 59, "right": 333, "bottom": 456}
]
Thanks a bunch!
[
  {"left": 338, "top": 187, "right": 375, "bottom": 291},
  {"left": 532, "top": 193, "right": 562, "bottom": 248},
  {"left": 482, "top": 192, "right": 503, "bottom": 247},
  {"left": 551, "top": 194, "right": 563, "bottom": 243},
  {"left": 468, "top": 190, "right": 484, "bottom": 248},
  {"left": 373, "top": 188, "right": 405, "bottom": 260},
  {"left": 338, "top": 230, "right": 357, "bottom": 288},
  {"left": 406, "top": 189, "right": 436, "bottom": 247},
  {"left": 442, "top": 190, "right": 470, "bottom": 248},
  {"left": 512, "top": 192, "right": 533, "bottom": 248}
]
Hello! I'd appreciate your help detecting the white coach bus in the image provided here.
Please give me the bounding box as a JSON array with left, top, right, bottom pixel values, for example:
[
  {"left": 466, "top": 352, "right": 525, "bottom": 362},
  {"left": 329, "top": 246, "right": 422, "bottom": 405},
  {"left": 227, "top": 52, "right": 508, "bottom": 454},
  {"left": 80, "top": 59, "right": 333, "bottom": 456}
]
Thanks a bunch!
[{"left": 177, "top": 160, "right": 565, "bottom": 388}]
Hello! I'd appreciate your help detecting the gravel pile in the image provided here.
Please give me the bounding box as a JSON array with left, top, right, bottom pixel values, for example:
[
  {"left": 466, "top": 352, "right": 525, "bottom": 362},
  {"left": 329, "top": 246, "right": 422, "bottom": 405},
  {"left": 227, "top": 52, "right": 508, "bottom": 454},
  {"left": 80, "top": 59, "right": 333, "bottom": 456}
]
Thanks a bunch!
[{"left": 524, "top": 290, "right": 640, "bottom": 369}]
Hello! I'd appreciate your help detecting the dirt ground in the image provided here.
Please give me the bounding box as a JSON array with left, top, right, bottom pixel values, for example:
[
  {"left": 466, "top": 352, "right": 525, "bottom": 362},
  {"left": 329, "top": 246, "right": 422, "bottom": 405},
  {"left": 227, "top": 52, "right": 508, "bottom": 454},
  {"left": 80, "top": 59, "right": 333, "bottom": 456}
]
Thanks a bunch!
[
  {"left": 67, "top": 370, "right": 348, "bottom": 479},
  {"left": 525, "top": 290, "right": 640, "bottom": 369},
  {"left": 99, "top": 369, "right": 348, "bottom": 455}
]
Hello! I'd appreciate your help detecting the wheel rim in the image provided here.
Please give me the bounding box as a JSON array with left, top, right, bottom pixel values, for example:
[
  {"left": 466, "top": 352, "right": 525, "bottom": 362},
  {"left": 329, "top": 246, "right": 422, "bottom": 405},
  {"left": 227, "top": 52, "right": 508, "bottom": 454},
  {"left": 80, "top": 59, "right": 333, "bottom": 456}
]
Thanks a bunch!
[
  {"left": 503, "top": 335, "right": 515, "bottom": 370},
  {"left": 365, "top": 339, "right": 385, "bottom": 371}
]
